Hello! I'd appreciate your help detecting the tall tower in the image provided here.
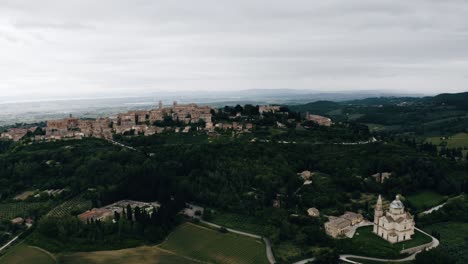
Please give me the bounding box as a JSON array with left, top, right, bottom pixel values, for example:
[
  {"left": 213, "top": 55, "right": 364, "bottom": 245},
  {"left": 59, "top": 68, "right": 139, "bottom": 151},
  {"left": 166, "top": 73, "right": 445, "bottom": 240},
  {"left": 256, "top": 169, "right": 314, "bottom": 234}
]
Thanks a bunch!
[
  {"left": 158, "top": 100, "right": 163, "bottom": 109},
  {"left": 373, "top": 195, "right": 383, "bottom": 234},
  {"left": 173, "top": 101, "right": 177, "bottom": 108}
]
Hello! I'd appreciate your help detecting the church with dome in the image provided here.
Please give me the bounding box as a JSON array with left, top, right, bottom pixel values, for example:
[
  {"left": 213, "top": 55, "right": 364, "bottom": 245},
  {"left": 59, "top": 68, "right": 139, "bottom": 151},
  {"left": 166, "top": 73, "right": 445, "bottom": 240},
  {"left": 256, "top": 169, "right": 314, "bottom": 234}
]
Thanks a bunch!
[{"left": 373, "top": 195, "right": 415, "bottom": 243}]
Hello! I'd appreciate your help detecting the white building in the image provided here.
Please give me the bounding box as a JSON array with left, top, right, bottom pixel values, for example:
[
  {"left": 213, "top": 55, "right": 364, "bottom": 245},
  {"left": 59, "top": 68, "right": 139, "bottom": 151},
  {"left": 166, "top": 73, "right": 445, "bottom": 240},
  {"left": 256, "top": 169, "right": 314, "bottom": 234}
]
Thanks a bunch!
[{"left": 373, "top": 195, "right": 415, "bottom": 243}]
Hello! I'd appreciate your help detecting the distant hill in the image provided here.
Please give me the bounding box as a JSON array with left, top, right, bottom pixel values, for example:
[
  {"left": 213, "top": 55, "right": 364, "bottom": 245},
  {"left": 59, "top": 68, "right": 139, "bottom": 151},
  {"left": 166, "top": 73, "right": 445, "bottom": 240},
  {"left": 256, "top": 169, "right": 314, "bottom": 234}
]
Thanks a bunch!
[
  {"left": 343, "top": 97, "right": 420, "bottom": 106},
  {"left": 429, "top": 92, "right": 468, "bottom": 109},
  {"left": 289, "top": 101, "right": 341, "bottom": 115}
]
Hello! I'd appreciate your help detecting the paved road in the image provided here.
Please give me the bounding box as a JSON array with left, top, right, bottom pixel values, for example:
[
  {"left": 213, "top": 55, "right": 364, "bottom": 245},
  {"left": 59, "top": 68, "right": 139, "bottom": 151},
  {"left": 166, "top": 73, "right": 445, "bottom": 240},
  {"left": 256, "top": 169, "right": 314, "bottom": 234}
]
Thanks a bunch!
[
  {"left": 0, "top": 235, "right": 19, "bottom": 252},
  {"left": 200, "top": 220, "right": 276, "bottom": 264},
  {"left": 338, "top": 227, "right": 439, "bottom": 264},
  {"left": 420, "top": 202, "right": 446, "bottom": 215}
]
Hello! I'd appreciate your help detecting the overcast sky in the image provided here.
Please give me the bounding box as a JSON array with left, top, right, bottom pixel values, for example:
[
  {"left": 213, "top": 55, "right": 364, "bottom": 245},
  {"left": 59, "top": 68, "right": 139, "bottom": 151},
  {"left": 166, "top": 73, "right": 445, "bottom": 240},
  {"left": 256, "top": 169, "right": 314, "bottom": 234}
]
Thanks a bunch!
[{"left": 1, "top": 0, "right": 467, "bottom": 99}]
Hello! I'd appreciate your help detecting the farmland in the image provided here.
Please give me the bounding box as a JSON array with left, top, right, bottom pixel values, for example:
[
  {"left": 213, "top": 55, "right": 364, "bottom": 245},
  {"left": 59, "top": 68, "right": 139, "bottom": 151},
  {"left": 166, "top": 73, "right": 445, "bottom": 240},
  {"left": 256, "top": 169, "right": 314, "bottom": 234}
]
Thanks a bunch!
[
  {"left": 426, "top": 132, "right": 468, "bottom": 158},
  {"left": 423, "top": 222, "right": 468, "bottom": 264},
  {"left": 210, "top": 211, "right": 275, "bottom": 236},
  {"left": 0, "top": 202, "right": 52, "bottom": 221},
  {"left": 0, "top": 243, "right": 56, "bottom": 264},
  {"left": 59, "top": 246, "right": 198, "bottom": 264},
  {"left": 160, "top": 222, "right": 269, "bottom": 264},
  {"left": 46, "top": 195, "right": 91, "bottom": 218},
  {"left": 426, "top": 132, "right": 468, "bottom": 148},
  {"left": 406, "top": 191, "right": 447, "bottom": 211}
]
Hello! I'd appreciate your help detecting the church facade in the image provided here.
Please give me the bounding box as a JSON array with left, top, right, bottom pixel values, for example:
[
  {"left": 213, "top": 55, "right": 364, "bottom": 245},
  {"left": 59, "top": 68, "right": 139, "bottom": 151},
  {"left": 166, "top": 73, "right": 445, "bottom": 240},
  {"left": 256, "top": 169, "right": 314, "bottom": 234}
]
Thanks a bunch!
[{"left": 373, "top": 195, "right": 415, "bottom": 243}]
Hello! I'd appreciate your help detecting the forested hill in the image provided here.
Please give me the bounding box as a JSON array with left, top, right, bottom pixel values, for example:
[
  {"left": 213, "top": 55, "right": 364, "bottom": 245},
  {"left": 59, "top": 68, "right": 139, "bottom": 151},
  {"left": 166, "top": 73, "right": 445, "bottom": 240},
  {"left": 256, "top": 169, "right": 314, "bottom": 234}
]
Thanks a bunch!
[
  {"left": 428, "top": 91, "right": 468, "bottom": 109},
  {"left": 289, "top": 91, "right": 468, "bottom": 136}
]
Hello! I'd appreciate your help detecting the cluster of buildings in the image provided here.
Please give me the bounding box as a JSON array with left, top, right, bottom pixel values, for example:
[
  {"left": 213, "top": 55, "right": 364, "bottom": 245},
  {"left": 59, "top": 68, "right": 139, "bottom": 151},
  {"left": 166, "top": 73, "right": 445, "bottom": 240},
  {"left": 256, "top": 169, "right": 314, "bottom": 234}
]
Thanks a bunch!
[
  {"left": 323, "top": 194, "right": 415, "bottom": 244},
  {"left": 1, "top": 101, "right": 335, "bottom": 143},
  {"left": 0, "top": 127, "right": 38, "bottom": 142},
  {"left": 78, "top": 200, "right": 160, "bottom": 223},
  {"left": 43, "top": 101, "right": 214, "bottom": 141},
  {"left": 46, "top": 116, "right": 113, "bottom": 140}
]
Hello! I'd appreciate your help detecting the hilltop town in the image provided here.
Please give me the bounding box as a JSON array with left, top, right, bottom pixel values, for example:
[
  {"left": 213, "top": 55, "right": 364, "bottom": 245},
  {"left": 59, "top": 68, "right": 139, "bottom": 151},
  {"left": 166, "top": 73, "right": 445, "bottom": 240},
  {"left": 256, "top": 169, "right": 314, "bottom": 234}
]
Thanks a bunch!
[{"left": 1, "top": 101, "right": 333, "bottom": 142}]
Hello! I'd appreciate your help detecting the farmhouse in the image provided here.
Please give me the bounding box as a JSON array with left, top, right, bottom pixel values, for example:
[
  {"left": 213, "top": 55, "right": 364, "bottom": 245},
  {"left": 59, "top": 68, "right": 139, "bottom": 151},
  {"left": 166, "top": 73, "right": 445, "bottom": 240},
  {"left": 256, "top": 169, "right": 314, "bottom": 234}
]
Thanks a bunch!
[
  {"left": 77, "top": 200, "right": 161, "bottom": 223},
  {"left": 373, "top": 195, "right": 415, "bottom": 243},
  {"left": 305, "top": 112, "right": 332, "bottom": 126},
  {"left": 307, "top": 207, "right": 320, "bottom": 217},
  {"left": 325, "top": 211, "right": 364, "bottom": 238},
  {"left": 372, "top": 172, "right": 392, "bottom": 183}
]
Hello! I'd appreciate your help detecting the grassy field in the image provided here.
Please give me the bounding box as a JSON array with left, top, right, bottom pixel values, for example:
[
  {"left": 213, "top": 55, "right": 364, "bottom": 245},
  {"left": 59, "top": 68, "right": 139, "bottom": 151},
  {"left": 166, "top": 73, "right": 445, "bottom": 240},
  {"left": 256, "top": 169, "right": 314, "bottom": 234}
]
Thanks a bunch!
[
  {"left": 59, "top": 246, "right": 198, "bottom": 264},
  {"left": 46, "top": 195, "right": 91, "bottom": 218},
  {"left": 343, "top": 226, "right": 432, "bottom": 259},
  {"left": 426, "top": 132, "right": 468, "bottom": 148},
  {"left": 0, "top": 202, "right": 50, "bottom": 221},
  {"left": 422, "top": 222, "right": 468, "bottom": 264},
  {"left": 210, "top": 211, "right": 275, "bottom": 236},
  {"left": 426, "top": 132, "right": 468, "bottom": 158},
  {"left": 406, "top": 190, "right": 447, "bottom": 211},
  {"left": 0, "top": 244, "right": 56, "bottom": 264},
  {"left": 160, "top": 222, "right": 269, "bottom": 264}
]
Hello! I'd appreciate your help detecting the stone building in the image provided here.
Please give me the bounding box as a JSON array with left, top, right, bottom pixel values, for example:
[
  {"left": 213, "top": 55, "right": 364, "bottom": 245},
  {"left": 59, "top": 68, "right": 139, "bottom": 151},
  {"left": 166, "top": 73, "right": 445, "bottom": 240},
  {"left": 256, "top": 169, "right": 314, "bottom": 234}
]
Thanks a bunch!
[
  {"left": 325, "top": 211, "right": 364, "bottom": 238},
  {"left": 307, "top": 207, "right": 320, "bottom": 217},
  {"left": 373, "top": 195, "right": 415, "bottom": 243},
  {"left": 305, "top": 112, "right": 332, "bottom": 126},
  {"left": 372, "top": 172, "right": 392, "bottom": 183}
]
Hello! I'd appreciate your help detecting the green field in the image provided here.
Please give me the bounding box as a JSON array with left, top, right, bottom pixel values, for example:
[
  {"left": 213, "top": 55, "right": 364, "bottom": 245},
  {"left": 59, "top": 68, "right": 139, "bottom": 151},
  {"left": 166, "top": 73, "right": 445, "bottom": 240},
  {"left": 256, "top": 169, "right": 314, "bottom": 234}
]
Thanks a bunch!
[
  {"left": 426, "top": 132, "right": 468, "bottom": 148},
  {"left": 342, "top": 226, "right": 433, "bottom": 259},
  {"left": 0, "top": 244, "right": 56, "bottom": 264},
  {"left": 0, "top": 202, "right": 50, "bottom": 221},
  {"left": 160, "top": 222, "right": 269, "bottom": 264},
  {"left": 59, "top": 246, "right": 198, "bottom": 264},
  {"left": 46, "top": 195, "right": 91, "bottom": 218},
  {"left": 210, "top": 211, "right": 275, "bottom": 236},
  {"left": 422, "top": 222, "right": 468, "bottom": 264},
  {"left": 406, "top": 191, "right": 447, "bottom": 211}
]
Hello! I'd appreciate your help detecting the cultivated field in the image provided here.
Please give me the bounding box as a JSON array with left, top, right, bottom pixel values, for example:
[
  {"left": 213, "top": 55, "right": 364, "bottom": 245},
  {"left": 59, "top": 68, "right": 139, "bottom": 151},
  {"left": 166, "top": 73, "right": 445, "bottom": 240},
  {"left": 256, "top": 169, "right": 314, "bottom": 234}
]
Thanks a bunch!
[
  {"left": 46, "top": 195, "right": 91, "bottom": 218},
  {"left": 0, "top": 244, "right": 56, "bottom": 264},
  {"left": 426, "top": 132, "right": 468, "bottom": 148},
  {"left": 406, "top": 191, "right": 447, "bottom": 211},
  {"left": 423, "top": 222, "right": 468, "bottom": 264},
  {"left": 59, "top": 246, "right": 197, "bottom": 264},
  {"left": 343, "top": 226, "right": 433, "bottom": 259},
  {"left": 0, "top": 202, "right": 49, "bottom": 221},
  {"left": 211, "top": 211, "right": 274, "bottom": 236},
  {"left": 160, "top": 222, "right": 269, "bottom": 264}
]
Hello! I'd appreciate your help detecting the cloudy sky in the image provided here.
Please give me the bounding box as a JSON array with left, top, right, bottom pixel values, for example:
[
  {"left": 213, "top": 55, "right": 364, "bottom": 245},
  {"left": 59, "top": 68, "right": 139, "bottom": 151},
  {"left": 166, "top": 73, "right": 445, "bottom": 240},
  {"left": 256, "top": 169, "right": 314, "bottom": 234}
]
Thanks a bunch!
[{"left": 1, "top": 0, "right": 467, "bottom": 99}]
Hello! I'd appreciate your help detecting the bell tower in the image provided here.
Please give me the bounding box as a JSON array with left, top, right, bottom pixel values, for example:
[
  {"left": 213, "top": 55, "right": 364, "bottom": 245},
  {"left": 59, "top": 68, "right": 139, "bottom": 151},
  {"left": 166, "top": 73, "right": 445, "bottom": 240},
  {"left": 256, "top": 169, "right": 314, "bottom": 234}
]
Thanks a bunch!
[{"left": 373, "top": 195, "right": 383, "bottom": 234}]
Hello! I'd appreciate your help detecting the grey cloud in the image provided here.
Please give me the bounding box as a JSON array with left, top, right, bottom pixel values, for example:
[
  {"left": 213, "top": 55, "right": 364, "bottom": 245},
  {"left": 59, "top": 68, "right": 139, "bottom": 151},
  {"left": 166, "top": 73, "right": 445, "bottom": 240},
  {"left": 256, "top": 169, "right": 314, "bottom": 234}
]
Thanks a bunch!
[{"left": 0, "top": 0, "right": 467, "bottom": 99}]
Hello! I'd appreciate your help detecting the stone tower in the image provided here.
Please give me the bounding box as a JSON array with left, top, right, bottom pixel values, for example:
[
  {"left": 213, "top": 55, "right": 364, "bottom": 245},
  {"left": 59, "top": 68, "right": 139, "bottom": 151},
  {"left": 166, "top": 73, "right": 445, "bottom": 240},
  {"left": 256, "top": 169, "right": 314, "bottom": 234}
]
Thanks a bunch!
[
  {"left": 158, "top": 100, "right": 163, "bottom": 109},
  {"left": 373, "top": 194, "right": 383, "bottom": 234}
]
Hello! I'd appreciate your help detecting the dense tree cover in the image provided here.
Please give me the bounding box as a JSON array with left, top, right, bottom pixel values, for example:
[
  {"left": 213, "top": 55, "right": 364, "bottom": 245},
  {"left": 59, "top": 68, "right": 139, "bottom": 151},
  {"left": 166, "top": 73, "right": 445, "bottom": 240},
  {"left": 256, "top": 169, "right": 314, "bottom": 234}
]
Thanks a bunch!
[
  {"left": 414, "top": 248, "right": 456, "bottom": 264},
  {"left": 0, "top": 96, "right": 467, "bottom": 259},
  {"left": 418, "top": 195, "right": 468, "bottom": 226},
  {"left": 290, "top": 92, "right": 468, "bottom": 136},
  {"left": 32, "top": 199, "right": 184, "bottom": 252}
]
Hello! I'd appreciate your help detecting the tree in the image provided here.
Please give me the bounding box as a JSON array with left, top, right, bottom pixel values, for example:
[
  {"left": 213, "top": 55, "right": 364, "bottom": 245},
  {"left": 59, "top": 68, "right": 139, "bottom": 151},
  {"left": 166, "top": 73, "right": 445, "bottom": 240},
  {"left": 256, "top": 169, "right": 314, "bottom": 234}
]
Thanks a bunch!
[
  {"left": 414, "top": 248, "right": 455, "bottom": 264},
  {"left": 315, "top": 248, "right": 339, "bottom": 264},
  {"left": 126, "top": 204, "right": 132, "bottom": 221}
]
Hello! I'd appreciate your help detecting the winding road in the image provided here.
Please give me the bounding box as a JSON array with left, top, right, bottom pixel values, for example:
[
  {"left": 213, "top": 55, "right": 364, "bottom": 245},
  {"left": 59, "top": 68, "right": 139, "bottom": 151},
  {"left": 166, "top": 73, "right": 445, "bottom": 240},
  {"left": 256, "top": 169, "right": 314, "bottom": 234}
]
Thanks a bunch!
[{"left": 200, "top": 220, "right": 276, "bottom": 264}]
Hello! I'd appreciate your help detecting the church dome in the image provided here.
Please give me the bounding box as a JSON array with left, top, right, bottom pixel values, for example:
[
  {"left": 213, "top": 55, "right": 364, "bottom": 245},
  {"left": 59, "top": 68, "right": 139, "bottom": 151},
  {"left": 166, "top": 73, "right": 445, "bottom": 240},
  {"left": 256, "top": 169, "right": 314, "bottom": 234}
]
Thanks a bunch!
[{"left": 390, "top": 195, "right": 404, "bottom": 209}]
